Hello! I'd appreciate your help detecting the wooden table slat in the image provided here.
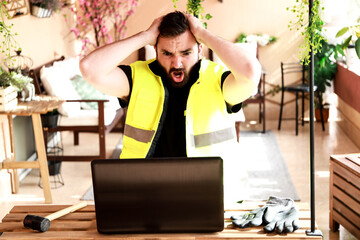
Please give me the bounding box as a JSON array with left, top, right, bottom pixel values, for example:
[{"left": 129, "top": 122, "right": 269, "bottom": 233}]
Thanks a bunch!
[
  {"left": 0, "top": 230, "right": 324, "bottom": 239},
  {"left": 2, "top": 212, "right": 96, "bottom": 222},
  {"left": 0, "top": 204, "right": 322, "bottom": 240},
  {"left": 9, "top": 205, "right": 94, "bottom": 213}
]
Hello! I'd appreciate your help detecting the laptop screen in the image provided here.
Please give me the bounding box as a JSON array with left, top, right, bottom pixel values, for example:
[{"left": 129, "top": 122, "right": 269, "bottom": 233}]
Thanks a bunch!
[{"left": 91, "top": 157, "right": 224, "bottom": 233}]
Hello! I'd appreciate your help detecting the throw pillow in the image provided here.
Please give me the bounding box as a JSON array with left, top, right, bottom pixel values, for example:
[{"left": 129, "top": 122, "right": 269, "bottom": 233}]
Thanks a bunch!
[
  {"left": 71, "top": 75, "right": 107, "bottom": 109},
  {"left": 40, "top": 65, "right": 81, "bottom": 117}
]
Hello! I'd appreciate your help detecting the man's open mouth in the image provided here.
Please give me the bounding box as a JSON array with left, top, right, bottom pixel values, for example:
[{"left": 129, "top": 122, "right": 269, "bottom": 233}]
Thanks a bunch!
[{"left": 171, "top": 70, "right": 184, "bottom": 83}]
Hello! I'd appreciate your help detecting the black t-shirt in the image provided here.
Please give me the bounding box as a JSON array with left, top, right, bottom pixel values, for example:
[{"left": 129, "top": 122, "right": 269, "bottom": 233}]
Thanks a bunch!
[{"left": 118, "top": 60, "right": 241, "bottom": 158}]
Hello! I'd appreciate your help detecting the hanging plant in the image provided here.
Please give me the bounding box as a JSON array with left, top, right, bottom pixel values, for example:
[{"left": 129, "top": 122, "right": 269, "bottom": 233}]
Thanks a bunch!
[
  {"left": 29, "top": 0, "right": 63, "bottom": 12},
  {"left": 0, "top": 2, "right": 20, "bottom": 61},
  {"left": 171, "top": 0, "right": 212, "bottom": 28},
  {"left": 287, "top": 0, "right": 325, "bottom": 65}
]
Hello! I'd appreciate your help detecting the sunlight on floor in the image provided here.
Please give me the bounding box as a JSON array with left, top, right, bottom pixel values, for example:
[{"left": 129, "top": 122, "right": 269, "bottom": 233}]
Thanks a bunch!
[{"left": 316, "top": 171, "right": 330, "bottom": 178}]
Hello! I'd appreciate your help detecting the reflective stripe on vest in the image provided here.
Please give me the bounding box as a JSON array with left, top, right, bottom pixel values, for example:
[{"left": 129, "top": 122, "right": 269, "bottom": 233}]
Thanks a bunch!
[
  {"left": 124, "top": 124, "right": 155, "bottom": 143},
  {"left": 192, "top": 127, "right": 235, "bottom": 148}
]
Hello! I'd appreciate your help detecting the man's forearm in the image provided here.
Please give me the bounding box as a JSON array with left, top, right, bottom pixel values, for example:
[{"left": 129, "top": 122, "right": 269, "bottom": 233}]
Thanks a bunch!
[
  {"left": 199, "top": 29, "right": 260, "bottom": 86},
  {"left": 79, "top": 18, "right": 160, "bottom": 98},
  {"left": 200, "top": 30, "right": 261, "bottom": 104},
  {"left": 79, "top": 14, "right": 161, "bottom": 98},
  {"left": 80, "top": 31, "right": 153, "bottom": 80},
  {"left": 186, "top": 13, "right": 261, "bottom": 104}
]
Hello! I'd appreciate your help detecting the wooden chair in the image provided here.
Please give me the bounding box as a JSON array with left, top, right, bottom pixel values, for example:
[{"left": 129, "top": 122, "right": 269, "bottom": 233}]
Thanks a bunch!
[
  {"left": 242, "top": 70, "right": 266, "bottom": 133},
  {"left": 29, "top": 57, "right": 126, "bottom": 161},
  {"left": 278, "top": 62, "right": 325, "bottom": 135}
]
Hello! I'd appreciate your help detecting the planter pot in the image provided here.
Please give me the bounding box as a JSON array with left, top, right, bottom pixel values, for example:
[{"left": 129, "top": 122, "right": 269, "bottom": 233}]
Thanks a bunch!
[
  {"left": 41, "top": 113, "right": 59, "bottom": 128},
  {"left": 31, "top": 5, "right": 52, "bottom": 18},
  {"left": 315, "top": 108, "right": 329, "bottom": 122},
  {"left": 0, "top": 86, "right": 18, "bottom": 111},
  {"left": 47, "top": 160, "right": 62, "bottom": 176}
]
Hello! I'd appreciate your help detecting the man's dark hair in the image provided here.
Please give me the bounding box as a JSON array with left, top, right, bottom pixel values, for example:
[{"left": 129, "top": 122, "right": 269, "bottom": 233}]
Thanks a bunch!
[{"left": 156, "top": 11, "right": 190, "bottom": 45}]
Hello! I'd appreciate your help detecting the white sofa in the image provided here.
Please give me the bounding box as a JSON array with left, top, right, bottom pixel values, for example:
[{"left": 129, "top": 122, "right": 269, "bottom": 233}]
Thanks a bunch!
[{"left": 30, "top": 56, "right": 125, "bottom": 161}]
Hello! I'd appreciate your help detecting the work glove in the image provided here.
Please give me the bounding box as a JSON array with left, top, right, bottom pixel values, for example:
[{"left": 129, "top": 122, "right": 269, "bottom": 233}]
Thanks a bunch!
[
  {"left": 231, "top": 196, "right": 294, "bottom": 228},
  {"left": 264, "top": 205, "right": 300, "bottom": 233}
]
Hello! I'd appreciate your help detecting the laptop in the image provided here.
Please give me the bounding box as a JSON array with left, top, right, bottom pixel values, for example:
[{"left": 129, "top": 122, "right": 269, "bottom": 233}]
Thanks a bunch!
[{"left": 91, "top": 157, "right": 224, "bottom": 234}]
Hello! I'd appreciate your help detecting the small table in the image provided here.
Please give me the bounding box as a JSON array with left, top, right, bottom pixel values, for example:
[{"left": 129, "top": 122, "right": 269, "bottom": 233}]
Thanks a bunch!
[
  {"left": 0, "top": 202, "right": 322, "bottom": 239},
  {"left": 0, "top": 96, "right": 65, "bottom": 204},
  {"left": 329, "top": 153, "right": 360, "bottom": 238}
]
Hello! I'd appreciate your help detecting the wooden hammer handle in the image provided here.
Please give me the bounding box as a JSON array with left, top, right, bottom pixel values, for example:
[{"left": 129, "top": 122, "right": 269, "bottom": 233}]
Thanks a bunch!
[{"left": 46, "top": 202, "right": 87, "bottom": 221}]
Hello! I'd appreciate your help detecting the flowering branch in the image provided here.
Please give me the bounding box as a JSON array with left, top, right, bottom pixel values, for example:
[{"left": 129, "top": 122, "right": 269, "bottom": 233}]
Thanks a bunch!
[{"left": 67, "top": 0, "right": 138, "bottom": 56}]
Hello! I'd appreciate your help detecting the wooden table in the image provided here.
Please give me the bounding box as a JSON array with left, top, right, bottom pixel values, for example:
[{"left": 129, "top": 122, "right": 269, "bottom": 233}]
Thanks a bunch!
[
  {"left": 0, "top": 96, "right": 65, "bottom": 204},
  {"left": 0, "top": 202, "right": 322, "bottom": 239},
  {"left": 329, "top": 153, "right": 360, "bottom": 238}
]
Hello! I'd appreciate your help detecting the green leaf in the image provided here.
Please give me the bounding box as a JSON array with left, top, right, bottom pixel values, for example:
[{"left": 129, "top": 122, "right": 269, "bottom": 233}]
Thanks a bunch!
[
  {"left": 342, "top": 35, "right": 352, "bottom": 49},
  {"left": 336, "top": 27, "right": 349, "bottom": 37},
  {"left": 355, "top": 37, "right": 360, "bottom": 59},
  {"left": 205, "top": 13, "right": 212, "bottom": 20},
  {"left": 236, "top": 200, "right": 244, "bottom": 204}
]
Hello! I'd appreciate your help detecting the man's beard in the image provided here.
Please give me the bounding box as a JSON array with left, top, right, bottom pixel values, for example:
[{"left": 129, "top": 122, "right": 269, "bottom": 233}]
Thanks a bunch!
[
  {"left": 166, "top": 67, "right": 189, "bottom": 88},
  {"left": 158, "top": 61, "right": 199, "bottom": 88}
]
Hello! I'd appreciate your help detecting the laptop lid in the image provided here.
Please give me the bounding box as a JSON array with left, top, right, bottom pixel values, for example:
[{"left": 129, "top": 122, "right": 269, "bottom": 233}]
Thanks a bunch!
[{"left": 91, "top": 157, "right": 224, "bottom": 234}]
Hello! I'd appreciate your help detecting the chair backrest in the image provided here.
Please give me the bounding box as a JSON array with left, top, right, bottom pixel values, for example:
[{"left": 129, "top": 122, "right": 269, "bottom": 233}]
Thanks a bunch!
[
  {"left": 29, "top": 56, "right": 65, "bottom": 95},
  {"left": 280, "top": 62, "right": 306, "bottom": 88}
]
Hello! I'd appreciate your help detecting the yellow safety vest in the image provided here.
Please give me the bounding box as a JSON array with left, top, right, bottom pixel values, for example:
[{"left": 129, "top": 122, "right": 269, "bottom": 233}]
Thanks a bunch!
[{"left": 120, "top": 59, "right": 237, "bottom": 159}]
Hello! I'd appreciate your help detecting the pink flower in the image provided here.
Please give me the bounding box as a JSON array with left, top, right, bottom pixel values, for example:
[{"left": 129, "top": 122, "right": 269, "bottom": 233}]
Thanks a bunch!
[
  {"left": 70, "top": 28, "right": 80, "bottom": 37},
  {"left": 106, "top": 34, "right": 113, "bottom": 44},
  {"left": 100, "top": 26, "right": 108, "bottom": 34}
]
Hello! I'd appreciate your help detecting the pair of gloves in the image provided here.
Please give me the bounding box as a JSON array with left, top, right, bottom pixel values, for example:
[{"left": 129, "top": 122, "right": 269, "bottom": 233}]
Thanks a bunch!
[{"left": 231, "top": 196, "right": 299, "bottom": 233}]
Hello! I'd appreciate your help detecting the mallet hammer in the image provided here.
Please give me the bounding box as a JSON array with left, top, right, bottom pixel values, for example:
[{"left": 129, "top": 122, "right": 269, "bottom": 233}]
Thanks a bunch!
[{"left": 23, "top": 201, "right": 87, "bottom": 232}]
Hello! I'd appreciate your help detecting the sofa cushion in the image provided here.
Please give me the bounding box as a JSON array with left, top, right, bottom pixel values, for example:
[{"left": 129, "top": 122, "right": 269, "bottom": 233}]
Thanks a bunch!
[{"left": 40, "top": 63, "right": 81, "bottom": 117}]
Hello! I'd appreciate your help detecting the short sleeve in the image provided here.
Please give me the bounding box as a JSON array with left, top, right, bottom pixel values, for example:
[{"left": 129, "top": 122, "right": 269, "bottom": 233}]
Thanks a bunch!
[
  {"left": 117, "top": 65, "right": 132, "bottom": 108},
  {"left": 221, "top": 71, "right": 242, "bottom": 113}
]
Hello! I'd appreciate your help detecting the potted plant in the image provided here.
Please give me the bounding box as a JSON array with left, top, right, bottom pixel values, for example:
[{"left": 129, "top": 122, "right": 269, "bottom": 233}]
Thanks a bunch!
[
  {"left": 0, "top": 68, "right": 18, "bottom": 111},
  {"left": 30, "top": 0, "right": 63, "bottom": 18},
  {"left": 313, "top": 39, "right": 344, "bottom": 121}
]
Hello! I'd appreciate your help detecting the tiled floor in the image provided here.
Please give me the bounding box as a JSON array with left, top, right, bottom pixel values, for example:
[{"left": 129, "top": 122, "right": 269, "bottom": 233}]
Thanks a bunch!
[{"left": 1, "top": 108, "right": 359, "bottom": 240}]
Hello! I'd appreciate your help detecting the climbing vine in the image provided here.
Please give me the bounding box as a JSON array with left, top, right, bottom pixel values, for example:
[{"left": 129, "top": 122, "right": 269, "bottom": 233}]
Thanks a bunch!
[{"left": 287, "top": 0, "right": 325, "bottom": 65}]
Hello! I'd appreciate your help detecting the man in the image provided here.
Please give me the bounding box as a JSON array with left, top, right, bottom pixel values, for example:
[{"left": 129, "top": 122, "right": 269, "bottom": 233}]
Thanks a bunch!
[{"left": 80, "top": 11, "right": 261, "bottom": 159}]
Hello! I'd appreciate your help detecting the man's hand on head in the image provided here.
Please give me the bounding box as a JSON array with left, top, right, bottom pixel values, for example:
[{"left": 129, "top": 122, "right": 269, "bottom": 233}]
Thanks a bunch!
[
  {"left": 185, "top": 13, "right": 206, "bottom": 43},
  {"left": 144, "top": 16, "right": 162, "bottom": 46}
]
